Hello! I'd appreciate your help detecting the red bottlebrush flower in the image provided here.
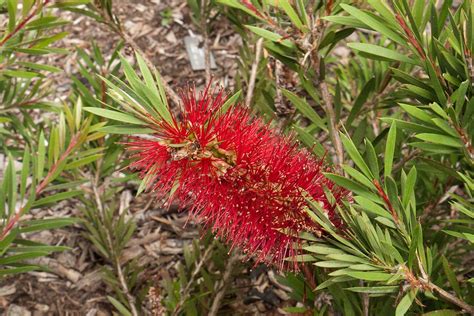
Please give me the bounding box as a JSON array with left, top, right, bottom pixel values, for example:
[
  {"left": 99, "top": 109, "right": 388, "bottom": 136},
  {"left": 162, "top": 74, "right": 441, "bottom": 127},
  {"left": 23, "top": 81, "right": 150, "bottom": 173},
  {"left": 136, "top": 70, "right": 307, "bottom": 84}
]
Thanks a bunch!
[{"left": 126, "top": 85, "right": 346, "bottom": 270}]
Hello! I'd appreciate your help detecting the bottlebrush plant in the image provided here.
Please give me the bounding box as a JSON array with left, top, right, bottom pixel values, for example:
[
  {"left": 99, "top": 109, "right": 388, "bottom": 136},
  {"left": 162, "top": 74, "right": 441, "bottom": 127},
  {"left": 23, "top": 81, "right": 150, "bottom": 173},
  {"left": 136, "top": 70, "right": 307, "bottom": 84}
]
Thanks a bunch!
[
  {"left": 87, "top": 54, "right": 343, "bottom": 271},
  {"left": 125, "top": 83, "right": 346, "bottom": 270}
]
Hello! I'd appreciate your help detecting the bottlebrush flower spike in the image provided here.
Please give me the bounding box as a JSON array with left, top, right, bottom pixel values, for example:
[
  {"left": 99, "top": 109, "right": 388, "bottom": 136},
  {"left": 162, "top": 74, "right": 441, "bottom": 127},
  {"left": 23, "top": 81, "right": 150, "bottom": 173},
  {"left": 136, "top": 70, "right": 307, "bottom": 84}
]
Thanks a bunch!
[{"left": 126, "top": 84, "right": 346, "bottom": 270}]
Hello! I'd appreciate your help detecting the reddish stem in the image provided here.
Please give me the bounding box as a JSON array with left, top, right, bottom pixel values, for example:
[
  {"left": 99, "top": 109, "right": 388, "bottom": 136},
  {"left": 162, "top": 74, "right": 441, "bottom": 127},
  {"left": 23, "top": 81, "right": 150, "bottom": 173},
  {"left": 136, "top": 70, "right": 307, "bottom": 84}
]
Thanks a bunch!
[
  {"left": 395, "top": 13, "right": 426, "bottom": 60},
  {"left": 35, "top": 133, "right": 80, "bottom": 195},
  {"left": 0, "top": 0, "right": 51, "bottom": 47},
  {"left": 0, "top": 132, "right": 80, "bottom": 242},
  {"left": 325, "top": 0, "right": 334, "bottom": 15},
  {"left": 373, "top": 179, "right": 400, "bottom": 225}
]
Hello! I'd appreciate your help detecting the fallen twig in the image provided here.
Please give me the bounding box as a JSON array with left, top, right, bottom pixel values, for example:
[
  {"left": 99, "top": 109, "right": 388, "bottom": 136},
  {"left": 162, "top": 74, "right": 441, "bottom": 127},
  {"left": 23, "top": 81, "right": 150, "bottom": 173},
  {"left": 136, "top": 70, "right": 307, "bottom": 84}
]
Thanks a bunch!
[{"left": 245, "top": 38, "right": 264, "bottom": 108}]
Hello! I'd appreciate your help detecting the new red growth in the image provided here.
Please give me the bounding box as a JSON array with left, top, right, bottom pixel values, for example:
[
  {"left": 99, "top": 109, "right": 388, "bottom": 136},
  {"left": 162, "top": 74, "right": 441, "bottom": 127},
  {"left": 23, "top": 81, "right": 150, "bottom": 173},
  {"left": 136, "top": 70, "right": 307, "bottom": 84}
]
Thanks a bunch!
[{"left": 126, "top": 85, "right": 345, "bottom": 270}]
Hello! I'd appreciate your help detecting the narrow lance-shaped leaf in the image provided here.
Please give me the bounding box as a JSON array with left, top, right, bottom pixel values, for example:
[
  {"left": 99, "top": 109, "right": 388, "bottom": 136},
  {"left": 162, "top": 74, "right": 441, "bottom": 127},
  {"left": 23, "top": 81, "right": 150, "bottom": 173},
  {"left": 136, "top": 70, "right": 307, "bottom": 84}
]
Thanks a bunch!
[
  {"left": 395, "top": 289, "right": 418, "bottom": 316},
  {"left": 340, "top": 4, "right": 405, "bottom": 45},
  {"left": 340, "top": 133, "right": 373, "bottom": 179},
  {"left": 135, "top": 52, "right": 173, "bottom": 123},
  {"left": 36, "top": 131, "right": 46, "bottom": 185},
  {"left": 348, "top": 43, "right": 418, "bottom": 65},
  {"left": 282, "top": 89, "right": 326, "bottom": 130},
  {"left": 6, "top": 154, "right": 17, "bottom": 217},
  {"left": 384, "top": 122, "right": 397, "bottom": 178},
  {"left": 347, "top": 77, "right": 375, "bottom": 126},
  {"left": 84, "top": 107, "right": 145, "bottom": 125}
]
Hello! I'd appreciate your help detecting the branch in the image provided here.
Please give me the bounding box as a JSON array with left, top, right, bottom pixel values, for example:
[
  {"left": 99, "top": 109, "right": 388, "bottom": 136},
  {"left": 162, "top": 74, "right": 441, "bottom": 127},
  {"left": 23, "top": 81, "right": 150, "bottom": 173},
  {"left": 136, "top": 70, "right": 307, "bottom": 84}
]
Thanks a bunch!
[
  {"left": 416, "top": 256, "right": 474, "bottom": 314},
  {"left": 245, "top": 38, "right": 264, "bottom": 108},
  {"left": 392, "top": 149, "right": 421, "bottom": 173},
  {"left": 320, "top": 81, "right": 344, "bottom": 166},
  {"left": 306, "top": 14, "right": 344, "bottom": 167},
  {"left": 420, "top": 280, "right": 474, "bottom": 314},
  {"left": 208, "top": 251, "right": 240, "bottom": 316}
]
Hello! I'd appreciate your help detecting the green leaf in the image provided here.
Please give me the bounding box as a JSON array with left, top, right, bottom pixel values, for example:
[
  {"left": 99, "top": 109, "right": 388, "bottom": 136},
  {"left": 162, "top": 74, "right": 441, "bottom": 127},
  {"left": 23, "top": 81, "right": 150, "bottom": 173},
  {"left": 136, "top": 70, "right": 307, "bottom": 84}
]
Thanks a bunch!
[
  {"left": 348, "top": 43, "right": 417, "bottom": 65},
  {"left": 19, "top": 218, "right": 79, "bottom": 233},
  {"left": 315, "top": 261, "right": 351, "bottom": 268},
  {"left": 32, "top": 191, "right": 83, "bottom": 207},
  {"left": 217, "top": 0, "right": 267, "bottom": 21},
  {"left": 380, "top": 118, "right": 440, "bottom": 134},
  {"left": 347, "top": 77, "right": 375, "bottom": 126},
  {"left": 292, "top": 125, "right": 326, "bottom": 157},
  {"left": 107, "top": 296, "right": 132, "bottom": 316},
  {"left": 384, "top": 122, "right": 397, "bottom": 178},
  {"left": 422, "top": 310, "right": 459, "bottom": 316},
  {"left": 50, "top": 0, "right": 91, "bottom": 8},
  {"left": 245, "top": 25, "right": 295, "bottom": 48},
  {"left": 346, "top": 286, "right": 398, "bottom": 294},
  {"left": 400, "top": 104, "right": 434, "bottom": 123},
  {"left": 65, "top": 154, "right": 103, "bottom": 170},
  {"left": 18, "top": 62, "right": 62, "bottom": 73},
  {"left": 395, "top": 290, "right": 418, "bottom": 316},
  {"left": 20, "top": 147, "right": 30, "bottom": 200},
  {"left": 98, "top": 125, "right": 154, "bottom": 134},
  {"left": 290, "top": 254, "right": 317, "bottom": 262},
  {"left": 414, "top": 133, "right": 463, "bottom": 148},
  {"left": 341, "top": 133, "right": 373, "bottom": 179},
  {"left": 3, "top": 70, "right": 39, "bottom": 78},
  {"left": 277, "top": 0, "right": 305, "bottom": 31},
  {"left": 282, "top": 89, "right": 325, "bottom": 129},
  {"left": 36, "top": 131, "right": 46, "bottom": 182},
  {"left": 340, "top": 4, "right": 405, "bottom": 45},
  {"left": 454, "top": 80, "right": 469, "bottom": 115},
  {"left": 0, "top": 252, "right": 49, "bottom": 265},
  {"left": 409, "top": 142, "right": 456, "bottom": 154},
  {"left": 134, "top": 53, "right": 172, "bottom": 123},
  {"left": 282, "top": 306, "right": 308, "bottom": 314},
  {"left": 402, "top": 167, "right": 417, "bottom": 208},
  {"left": 354, "top": 196, "right": 392, "bottom": 218},
  {"left": 0, "top": 266, "right": 39, "bottom": 276},
  {"left": 221, "top": 90, "right": 241, "bottom": 114},
  {"left": 7, "top": 0, "right": 16, "bottom": 33},
  {"left": 84, "top": 107, "right": 144, "bottom": 125},
  {"left": 441, "top": 256, "right": 462, "bottom": 297},
  {"left": 364, "top": 139, "right": 379, "bottom": 179},
  {"left": 304, "top": 245, "right": 344, "bottom": 255},
  {"left": 431, "top": 118, "right": 458, "bottom": 137},
  {"left": 325, "top": 173, "right": 382, "bottom": 203},
  {"left": 323, "top": 16, "right": 368, "bottom": 29},
  {"left": 343, "top": 165, "right": 374, "bottom": 189},
  {"left": 6, "top": 154, "right": 17, "bottom": 216},
  {"left": 345, "top": 271, "right": 392, "bottom": 281}
]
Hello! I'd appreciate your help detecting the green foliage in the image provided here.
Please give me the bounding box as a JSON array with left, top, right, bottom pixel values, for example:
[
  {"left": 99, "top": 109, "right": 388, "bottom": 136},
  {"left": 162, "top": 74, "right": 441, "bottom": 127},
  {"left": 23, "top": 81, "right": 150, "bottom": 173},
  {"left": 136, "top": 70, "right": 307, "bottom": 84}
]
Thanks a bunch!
[
  {"left": 0, "top": 0, "right": 102, "bottom": 279},
  {"left": 161, "top": 235, "right": 241, "bottom": 316}
]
